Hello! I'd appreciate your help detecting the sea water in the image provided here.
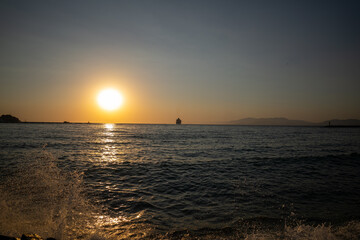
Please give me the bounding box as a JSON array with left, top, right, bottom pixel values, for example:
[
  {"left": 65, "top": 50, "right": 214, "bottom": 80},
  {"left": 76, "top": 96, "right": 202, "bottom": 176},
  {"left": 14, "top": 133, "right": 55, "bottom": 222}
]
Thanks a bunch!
[{"left": 0, "top": 123, "right": 360, "bottom": 239}]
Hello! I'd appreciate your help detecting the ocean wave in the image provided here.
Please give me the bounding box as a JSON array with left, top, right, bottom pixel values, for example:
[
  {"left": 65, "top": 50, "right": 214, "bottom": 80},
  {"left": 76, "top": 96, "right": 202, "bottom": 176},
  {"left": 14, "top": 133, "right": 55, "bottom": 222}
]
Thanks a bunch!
[
  {"left": 149, "top": 220, "right": 360, "bottom": 240},
  {"left": 0, "top": 151, "right": 360, "bottom": 239}
]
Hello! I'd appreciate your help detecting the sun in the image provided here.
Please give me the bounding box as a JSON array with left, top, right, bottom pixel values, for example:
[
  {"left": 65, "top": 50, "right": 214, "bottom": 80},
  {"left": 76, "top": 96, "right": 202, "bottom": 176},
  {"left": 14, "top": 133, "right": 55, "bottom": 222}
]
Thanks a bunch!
[{"left": 97, "top": 88, "right": 123, "bottom": 111}]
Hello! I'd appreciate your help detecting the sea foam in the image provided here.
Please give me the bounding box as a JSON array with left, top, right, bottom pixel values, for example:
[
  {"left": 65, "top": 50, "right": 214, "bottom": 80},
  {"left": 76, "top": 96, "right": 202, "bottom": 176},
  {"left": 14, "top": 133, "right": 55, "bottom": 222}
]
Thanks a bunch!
[{"left": 0, "top": 150, "right": 105, "bottom": 239}]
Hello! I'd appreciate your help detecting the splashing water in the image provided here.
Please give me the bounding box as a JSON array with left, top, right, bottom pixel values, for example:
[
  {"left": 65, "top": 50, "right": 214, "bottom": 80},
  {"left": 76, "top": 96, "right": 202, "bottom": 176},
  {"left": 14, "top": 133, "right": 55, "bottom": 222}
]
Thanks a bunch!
[{"left": 0, "top": 150, "right": 106, "bottom": 239}]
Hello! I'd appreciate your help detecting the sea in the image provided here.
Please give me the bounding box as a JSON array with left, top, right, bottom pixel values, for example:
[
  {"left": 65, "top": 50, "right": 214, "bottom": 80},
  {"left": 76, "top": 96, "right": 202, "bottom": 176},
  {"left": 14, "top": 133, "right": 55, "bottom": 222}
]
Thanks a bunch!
[{"left": 0, "top": 123, "right": 360, "bottom": 240}]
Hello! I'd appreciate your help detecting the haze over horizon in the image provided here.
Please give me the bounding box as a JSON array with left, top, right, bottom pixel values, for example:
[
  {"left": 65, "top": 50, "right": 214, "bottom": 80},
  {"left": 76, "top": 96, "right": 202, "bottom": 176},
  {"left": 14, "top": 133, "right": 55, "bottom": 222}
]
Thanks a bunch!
[{"left": 1, "top": 1, "right": 360, "bottom": 124}]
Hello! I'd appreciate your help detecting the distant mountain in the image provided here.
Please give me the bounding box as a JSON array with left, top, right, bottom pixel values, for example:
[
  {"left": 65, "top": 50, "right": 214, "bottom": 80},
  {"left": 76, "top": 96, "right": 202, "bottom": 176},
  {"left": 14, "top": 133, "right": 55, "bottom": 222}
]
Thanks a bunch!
[
  {"left": 323, "top": 119, "right": 360, "bottom": 126},
  {"left": 228, "top": 117, "right": 360, "bottom": 126},
  {"left": 228, "top": 117, "right": 313, "bottom": 126}
]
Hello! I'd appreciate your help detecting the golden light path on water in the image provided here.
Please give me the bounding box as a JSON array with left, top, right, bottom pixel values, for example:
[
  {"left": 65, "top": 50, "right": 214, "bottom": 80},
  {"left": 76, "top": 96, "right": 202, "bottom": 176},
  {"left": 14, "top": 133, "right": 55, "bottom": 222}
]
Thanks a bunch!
[
  {"left": 102, "top": 124, "right": 116, "bottom": 163},
  {"left": 96, "top": 124, "right": 125, "bottom": 234},
  {"left": 95, "top": 123, "right": 145, "bottom": 238}
]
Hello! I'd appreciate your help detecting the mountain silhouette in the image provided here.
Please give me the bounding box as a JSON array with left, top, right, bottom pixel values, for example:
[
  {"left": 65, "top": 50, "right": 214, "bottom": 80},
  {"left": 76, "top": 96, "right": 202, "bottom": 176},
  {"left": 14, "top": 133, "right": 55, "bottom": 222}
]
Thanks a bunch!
[
  {"left": 228, "top": 117, "right": 312, "bottom": 126},
  {"left": 228, "top": 117, "right": 360, "bottom": 126}
]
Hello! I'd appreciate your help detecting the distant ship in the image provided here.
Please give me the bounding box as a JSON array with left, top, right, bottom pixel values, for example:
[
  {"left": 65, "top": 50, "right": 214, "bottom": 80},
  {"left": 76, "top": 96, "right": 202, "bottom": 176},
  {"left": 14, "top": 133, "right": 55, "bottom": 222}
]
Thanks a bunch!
[{"left": 176, "top": 118, "right": 182, "bottom": 125}]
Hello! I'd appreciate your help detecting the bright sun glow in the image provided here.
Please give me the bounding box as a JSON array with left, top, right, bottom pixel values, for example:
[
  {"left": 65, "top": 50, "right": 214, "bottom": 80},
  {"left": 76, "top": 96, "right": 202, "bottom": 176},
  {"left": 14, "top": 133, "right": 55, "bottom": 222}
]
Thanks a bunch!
[{"left": 97, "top": 88, "right": 123, "bottom": 111}]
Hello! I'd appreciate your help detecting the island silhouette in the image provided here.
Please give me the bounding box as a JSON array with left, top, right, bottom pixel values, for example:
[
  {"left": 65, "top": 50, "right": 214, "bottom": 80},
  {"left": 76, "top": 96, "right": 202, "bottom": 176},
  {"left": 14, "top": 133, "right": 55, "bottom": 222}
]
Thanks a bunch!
[{"left": 0, "top": 114, "right": 21, "bottom": 123}]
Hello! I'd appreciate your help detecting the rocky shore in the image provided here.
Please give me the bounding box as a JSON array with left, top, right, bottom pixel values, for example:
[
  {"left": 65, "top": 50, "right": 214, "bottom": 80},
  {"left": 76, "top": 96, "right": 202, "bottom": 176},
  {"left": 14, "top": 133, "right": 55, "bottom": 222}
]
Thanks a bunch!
[{"left": 0, "top": 234, "right": 55, "bottom": 240}]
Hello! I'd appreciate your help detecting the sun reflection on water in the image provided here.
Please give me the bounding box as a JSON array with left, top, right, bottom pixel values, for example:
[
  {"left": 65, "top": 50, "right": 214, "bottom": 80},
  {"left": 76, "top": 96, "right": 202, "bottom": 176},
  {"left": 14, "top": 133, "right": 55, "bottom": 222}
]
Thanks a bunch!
[
  {"left": 104, "top": 123, "right": 114, "bottom": 129},
  {"left": 101, "top": 123, "right": 118, "bottom": 163},
  {"left": 97, "top": 215, "right": 128, "bottom": 224},
  {"left": 95, "top": 211, "right": 148, "bottom": 239}
]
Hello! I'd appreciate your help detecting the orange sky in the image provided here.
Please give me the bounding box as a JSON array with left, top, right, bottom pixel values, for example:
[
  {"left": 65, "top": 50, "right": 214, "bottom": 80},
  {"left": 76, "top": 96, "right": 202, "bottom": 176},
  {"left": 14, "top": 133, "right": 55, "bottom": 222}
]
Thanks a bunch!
[{"left": 1, "top": 1, "right": 360, "bottom": 124}]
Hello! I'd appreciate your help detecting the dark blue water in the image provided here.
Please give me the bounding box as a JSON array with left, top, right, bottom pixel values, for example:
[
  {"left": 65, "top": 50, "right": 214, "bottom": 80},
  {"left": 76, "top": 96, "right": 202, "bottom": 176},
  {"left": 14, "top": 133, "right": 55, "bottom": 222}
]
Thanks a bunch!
[{"left": 1, "top": 123, "right": 360, "bottom": 239}]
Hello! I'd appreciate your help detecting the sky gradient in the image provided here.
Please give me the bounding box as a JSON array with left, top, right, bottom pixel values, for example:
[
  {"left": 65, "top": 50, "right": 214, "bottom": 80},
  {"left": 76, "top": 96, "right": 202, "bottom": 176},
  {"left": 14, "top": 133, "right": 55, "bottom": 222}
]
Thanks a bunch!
[{"left": 1, "top": 0, "right": 359, "bottom": 123}]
